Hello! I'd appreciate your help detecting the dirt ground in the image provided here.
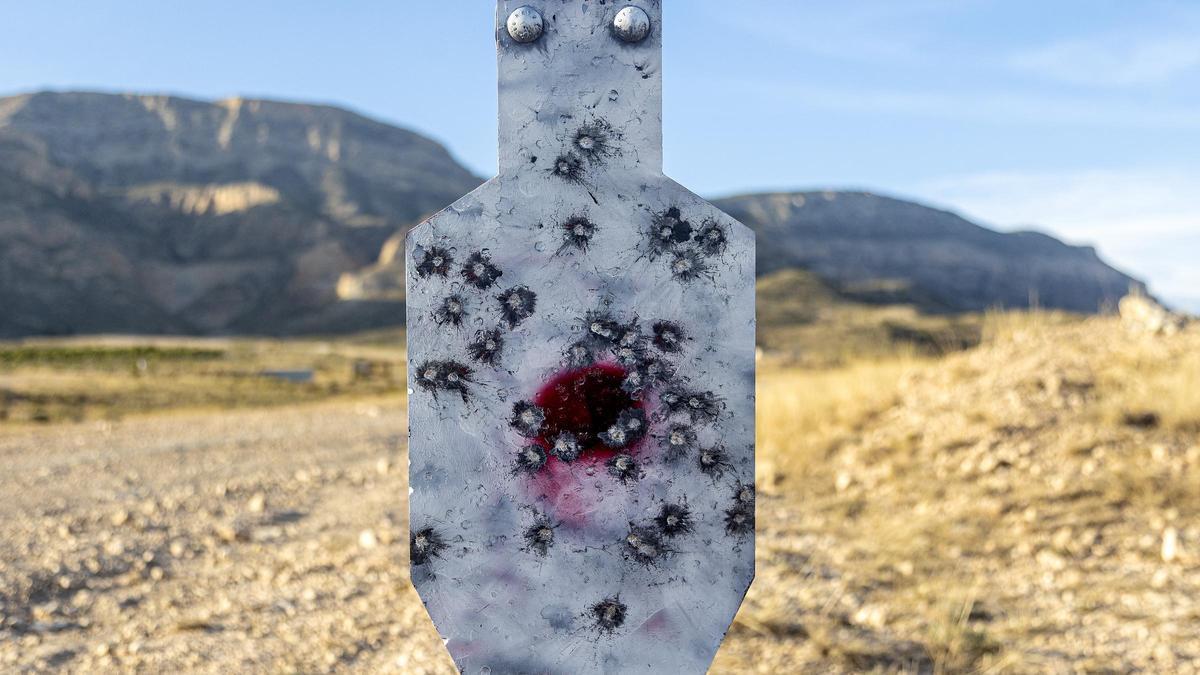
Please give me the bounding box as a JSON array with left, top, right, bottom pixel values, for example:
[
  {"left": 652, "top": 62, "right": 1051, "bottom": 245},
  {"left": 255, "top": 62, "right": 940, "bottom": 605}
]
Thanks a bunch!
[{"left": 1, "top": 318, "right": 1198, "bottom": 674}]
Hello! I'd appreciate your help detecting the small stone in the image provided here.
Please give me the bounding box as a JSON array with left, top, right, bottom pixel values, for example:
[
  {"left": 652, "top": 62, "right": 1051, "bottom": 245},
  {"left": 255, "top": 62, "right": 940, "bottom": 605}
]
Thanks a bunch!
[
  {"left": 358, "top": 530, "right": 379, "bottom": 550},
  {"left": 247, "top": 493, "right": 266, "bottom": 514},
  {"left": 1162, "top": 527, "right": 1180, "bottom": 563}
]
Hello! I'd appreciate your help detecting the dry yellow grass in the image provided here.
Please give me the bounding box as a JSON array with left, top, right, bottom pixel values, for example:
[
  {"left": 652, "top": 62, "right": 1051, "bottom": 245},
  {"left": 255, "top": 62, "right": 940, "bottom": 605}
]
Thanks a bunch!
[
  {"left": 756, "top": 357, "right": 924, "bottom": 486},
  {"left": 2, "top": 314, "right": 1197, "bottom": 672}
]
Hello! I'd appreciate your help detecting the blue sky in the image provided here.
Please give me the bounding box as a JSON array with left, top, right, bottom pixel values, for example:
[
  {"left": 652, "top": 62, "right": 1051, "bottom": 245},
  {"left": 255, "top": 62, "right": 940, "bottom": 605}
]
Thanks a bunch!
[{"left": 2, "top": 1, "right": 1196, "bottom": 310}]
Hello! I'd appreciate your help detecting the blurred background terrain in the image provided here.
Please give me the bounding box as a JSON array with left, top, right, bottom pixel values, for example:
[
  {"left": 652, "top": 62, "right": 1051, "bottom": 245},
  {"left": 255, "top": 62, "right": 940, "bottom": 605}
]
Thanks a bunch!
[{"left": 2, "top": 1, "right": 1199, "bottom": 673}]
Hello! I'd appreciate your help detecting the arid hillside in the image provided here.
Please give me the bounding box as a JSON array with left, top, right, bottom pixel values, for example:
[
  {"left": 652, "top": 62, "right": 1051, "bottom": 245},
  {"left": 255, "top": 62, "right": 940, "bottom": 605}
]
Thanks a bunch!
[
  {"left": 0, "top": 313, "right": 1195, "bottom": 673},
  {"left": 1, "top": 91, "right": 1143, "bottom": 338}
]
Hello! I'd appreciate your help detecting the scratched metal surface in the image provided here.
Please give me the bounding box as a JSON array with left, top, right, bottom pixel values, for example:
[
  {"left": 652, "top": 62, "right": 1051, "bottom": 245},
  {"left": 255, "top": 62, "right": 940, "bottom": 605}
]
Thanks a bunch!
[{"left": 407, "top": 2, "right": 755, "bottom": 672}]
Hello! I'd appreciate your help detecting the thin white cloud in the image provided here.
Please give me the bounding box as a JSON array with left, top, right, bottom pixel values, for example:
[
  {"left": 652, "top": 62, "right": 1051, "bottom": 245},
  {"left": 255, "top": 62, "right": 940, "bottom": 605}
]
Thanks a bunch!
[
  {"left": 1010, "top": 35, "right": 1200, "bottom": 87},
  {"left": 913, "top": 169, "right": 1200, "bottom": 309}
]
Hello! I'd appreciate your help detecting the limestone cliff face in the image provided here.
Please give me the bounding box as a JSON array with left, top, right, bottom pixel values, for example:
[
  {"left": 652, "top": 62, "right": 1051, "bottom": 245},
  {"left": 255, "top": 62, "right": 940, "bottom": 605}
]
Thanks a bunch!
[
  {"left": 0, "top": 91, "right": 481, "bottom": 336},
  {"left": 0, "top": 92, "right": 1143, "bottom": 337}
]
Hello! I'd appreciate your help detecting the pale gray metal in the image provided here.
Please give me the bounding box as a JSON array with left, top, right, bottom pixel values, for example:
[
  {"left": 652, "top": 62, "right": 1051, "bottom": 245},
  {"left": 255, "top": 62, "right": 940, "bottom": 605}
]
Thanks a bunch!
[
  {"left": 506, "top": 6, "right": 544, "bottom": 43},
  {"left": 408, "top": 2, "right": 755, "bottom": 673},
  {"left": 613, "top": 6, "right": 652, "bottom": 43}
]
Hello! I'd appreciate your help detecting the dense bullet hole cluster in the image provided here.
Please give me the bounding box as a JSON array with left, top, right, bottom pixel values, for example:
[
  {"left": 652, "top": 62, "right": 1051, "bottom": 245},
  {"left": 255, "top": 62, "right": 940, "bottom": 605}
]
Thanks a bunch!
[
  {"left": 498, "top": 286, "right": 538, "bottom": 327},
  {"left": 411, "top": 526, "right": 448, "bottom": 566},
  {"left": 414, "top": 360, "right": 475, "bottom": 402},
  {"left": 644, "top": 206, "right": 732, "bottom": 284},
  {"left": 660, "top": 388, "right": 723, "bottom": 424},
  {"left": 647, "top": 207, "right": 694, "bottom": 258}
]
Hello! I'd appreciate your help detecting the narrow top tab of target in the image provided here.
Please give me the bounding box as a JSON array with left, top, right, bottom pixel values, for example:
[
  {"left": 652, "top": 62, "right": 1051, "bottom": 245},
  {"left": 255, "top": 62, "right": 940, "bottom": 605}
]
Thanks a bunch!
[{"left": 495, "top": 2, "right": 663, "bottom": 174}]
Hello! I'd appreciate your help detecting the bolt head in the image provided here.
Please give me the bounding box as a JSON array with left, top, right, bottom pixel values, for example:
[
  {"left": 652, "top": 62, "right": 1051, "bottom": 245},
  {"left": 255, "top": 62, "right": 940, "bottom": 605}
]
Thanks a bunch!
[
  {"left": 507, "top": 6, "right": 544, "bottom": 43},
  {"left": 613, "top": 6, "right": 651, "bottom": 43}
]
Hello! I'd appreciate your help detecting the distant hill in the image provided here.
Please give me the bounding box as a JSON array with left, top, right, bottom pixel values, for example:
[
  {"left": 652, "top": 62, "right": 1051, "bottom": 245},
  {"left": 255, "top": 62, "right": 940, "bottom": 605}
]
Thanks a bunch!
[
  {"left": 0, "top": 91, "right": 479, "bottom": 337},
  {"left": 0, "top": 91, "right": 1143, "bottom": 337},
  {"left": 716, "top": 191, "right": 1141, "bottom": 313}
]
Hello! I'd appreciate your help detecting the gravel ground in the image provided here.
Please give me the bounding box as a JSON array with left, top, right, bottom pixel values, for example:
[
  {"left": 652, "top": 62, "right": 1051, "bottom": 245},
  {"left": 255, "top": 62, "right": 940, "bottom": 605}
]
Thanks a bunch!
[
  {"left": 0, "top": 398, "right": 454, "bottom": 673},
  {"left": 2, "top": 320, "right": 1197, "bottom": 674}
]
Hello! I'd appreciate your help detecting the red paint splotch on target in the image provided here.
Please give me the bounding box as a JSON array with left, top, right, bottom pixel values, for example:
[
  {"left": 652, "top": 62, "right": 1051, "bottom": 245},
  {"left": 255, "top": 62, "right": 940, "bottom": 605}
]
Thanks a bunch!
[{"left": 526, "top": 362, "right": 649, "bottom": 525}]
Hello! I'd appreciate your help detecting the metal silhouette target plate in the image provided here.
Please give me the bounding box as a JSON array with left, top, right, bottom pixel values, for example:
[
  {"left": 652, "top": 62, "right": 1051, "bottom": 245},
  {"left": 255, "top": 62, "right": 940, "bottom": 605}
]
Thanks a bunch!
[{"left": 407, "top": 2, "right": 755, "bottom": 672}]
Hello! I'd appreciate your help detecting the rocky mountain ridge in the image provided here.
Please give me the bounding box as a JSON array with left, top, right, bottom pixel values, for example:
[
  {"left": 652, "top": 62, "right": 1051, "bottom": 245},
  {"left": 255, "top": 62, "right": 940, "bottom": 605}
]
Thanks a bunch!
[{"left": 0, "top": 91, "right": 1143, "bottom": 337}]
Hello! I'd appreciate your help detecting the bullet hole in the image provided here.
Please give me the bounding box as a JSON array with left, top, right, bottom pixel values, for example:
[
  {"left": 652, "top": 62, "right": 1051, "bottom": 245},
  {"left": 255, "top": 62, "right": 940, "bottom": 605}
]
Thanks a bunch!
[
  {"left": 414, "top": 360, "right": 474, "bottom": 402},
  {"left": 624, "top": 524, "right": 668, "bottom": 565},
  {"left": 573, "top": 121, "right": 617, "bottom": 163},
  {"left": 599, "top": 408, "right": 645, "bottom": 448},
  {"left": 467, "top": 329, "right": 505, "bottom": 366},
  {"left": 661, "top": 389, "right": 722, "bottom": 423},
  {"left": 734, "top": 481, "right": 755, "bottom": 507},
  {"left": 550, "top": 153, "right": 586, "bottom": 182},
  {"left": 616, "top": 408, "right": 647, "bottom": 440},
  {"left": 654, "top": 502, "right": 694, "bottom": 537},
  {"left": 661, "top": 424, "right": 698, "bottom": 460},
  {"left": 724, "top": 501, "right": 754, "bottom": 537},
  {"left": 462, "top": 252, "right": 503, "bottom": 290},
  {"left": 411, "top": 527, "right": 448, "bottom": 566},
  {"left": 497, "top": 286, "right": 537, "bottom": 327},
  {"left": 583, "top": 312, "right": 625, "bottom": 347},
  {"left": 606, "top": 453, "right": 639, "bottom": 483},
  {"left": 415, "top": 246, "right": 453, "bottom": 278},
  {"left": 561, "top": 216, "right": 597, "bottom": 251},
  {"left": 652, "top": 321, "right": 686, "bottom": 353},
  {"left": 591, "top": 596, "right": 627, "bottom": 634},
  {"left": 642, "top": 358, "right": 675, "bottom": 388},
  {"left": 513, "top": 444, "right": 549, "bottom": 475},
  {"left": 523, "top": 516, "right": 557, "bottom": 556},
  {"left": 533, "top": 363, "right": 642, "bottom": 462},
  {"left": 698, "top": 446, "right": 733, "bottom": 479},
  {"left": 695, "top": 220, "right": 728, "bottom": 256},
  {"left": 550, "top": 432, "right": 583, "bottom": 463},
  {"left": 669, "top": 249, "right": 707, "bottom": 283},
  {"left": 564, "top": 341, "right": 594, "bottom": 368},
  {"left": 621, "top": 369, "right": 646, "bottom": 397},
  {"left": 648, "top": 207, "right": 693, "bottom": 257},
  {"left": 510, "top": 401, "right": 546, "bottom": 438},
  {"left": 435, "top": 295, "right": 467, "bottom": 327},
  {"left": 599, "top": 423, "right": 629, "bottom": 448},
  {"left": 613, "top": 334, "right": 648, "bottom": 367}
]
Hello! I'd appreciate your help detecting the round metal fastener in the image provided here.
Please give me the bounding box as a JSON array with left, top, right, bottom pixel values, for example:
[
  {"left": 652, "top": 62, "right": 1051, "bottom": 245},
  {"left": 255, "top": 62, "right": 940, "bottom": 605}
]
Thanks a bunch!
[
  {"left": 613, "top": 6, "right": 651, "bottom": 43},
  {"left": 507, "top": 6, "right": 544, "bottom": 43}
]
